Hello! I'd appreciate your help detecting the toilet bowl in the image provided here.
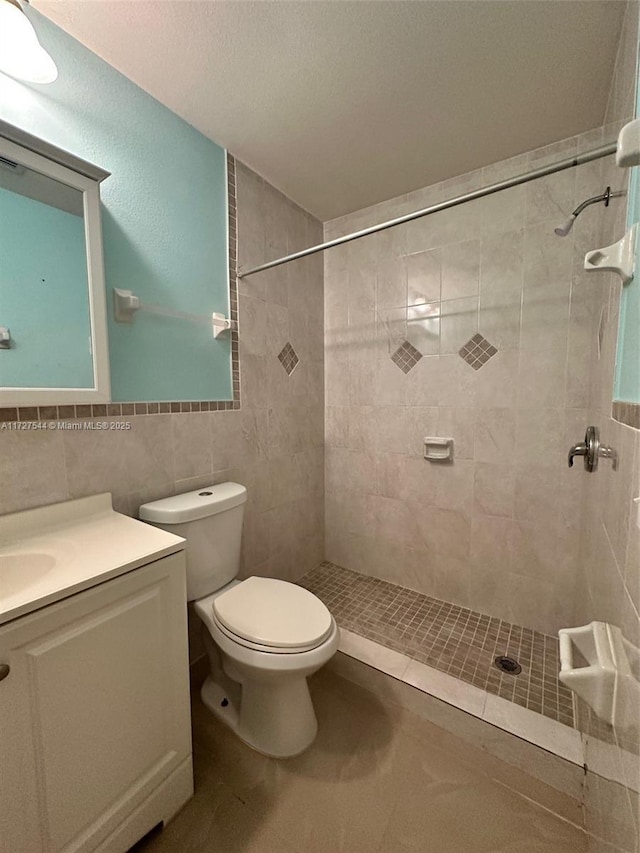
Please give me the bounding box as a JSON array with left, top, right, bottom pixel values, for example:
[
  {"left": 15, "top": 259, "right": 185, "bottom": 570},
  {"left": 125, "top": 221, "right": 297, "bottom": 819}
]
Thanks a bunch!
[
  {"left": 196, "top": 578, "right": 338, "bottom": 756},
  {"left": 139, "top": 484, "right": 338, "bottom": 758}
]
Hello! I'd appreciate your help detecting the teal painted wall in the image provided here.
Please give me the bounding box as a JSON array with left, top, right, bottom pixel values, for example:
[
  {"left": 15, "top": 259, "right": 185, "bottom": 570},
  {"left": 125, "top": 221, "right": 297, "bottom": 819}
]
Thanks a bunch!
[
  {"left": 0, "top": 8, "right": 231, "bottom": 402},
  {"left": 0, "top": 187, "right": 93, "bottom": 388},
  {"left": 614, "top": 35, "right": 640, "bottom": 403}
]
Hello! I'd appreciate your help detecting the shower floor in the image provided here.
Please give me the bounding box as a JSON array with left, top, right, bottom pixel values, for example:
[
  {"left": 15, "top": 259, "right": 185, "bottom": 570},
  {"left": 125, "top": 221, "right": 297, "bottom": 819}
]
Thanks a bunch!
[{"left": 300, "top": 562, "right": 574, "bottom": 728}]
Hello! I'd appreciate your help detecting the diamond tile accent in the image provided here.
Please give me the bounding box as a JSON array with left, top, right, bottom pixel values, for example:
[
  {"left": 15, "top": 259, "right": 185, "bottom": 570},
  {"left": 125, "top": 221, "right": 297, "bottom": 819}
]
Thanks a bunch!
[
  {"left": 391, "top": 340, "right": 423, "bottom": 374},
  {"left": 300, "top": 562, "right": 575, "bottom": 728},
  {"left": 277, "top": 342, "right": 300, "bottom": 376},
  {"left": 459, "top": 333, "right": 498, "bottom": 370}
]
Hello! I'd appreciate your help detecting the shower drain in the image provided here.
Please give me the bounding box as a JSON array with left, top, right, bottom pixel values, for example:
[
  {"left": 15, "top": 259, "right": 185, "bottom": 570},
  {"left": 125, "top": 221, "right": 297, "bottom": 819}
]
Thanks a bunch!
[{"left": 494, "top": 655, "right": 522, "bottom": 675}]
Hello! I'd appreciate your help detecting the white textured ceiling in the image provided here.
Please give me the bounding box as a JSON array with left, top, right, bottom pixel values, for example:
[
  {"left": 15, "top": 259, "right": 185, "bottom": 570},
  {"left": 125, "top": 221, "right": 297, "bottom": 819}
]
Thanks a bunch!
[{"left": 33, "top": 0, "right": 626, "bottom": 220}]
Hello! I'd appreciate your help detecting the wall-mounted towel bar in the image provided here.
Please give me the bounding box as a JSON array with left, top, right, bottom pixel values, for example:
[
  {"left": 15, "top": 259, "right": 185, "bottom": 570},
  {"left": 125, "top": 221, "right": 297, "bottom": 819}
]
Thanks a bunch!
[{"left": 113, "top": 289, "right": 236, "bottom": 338}]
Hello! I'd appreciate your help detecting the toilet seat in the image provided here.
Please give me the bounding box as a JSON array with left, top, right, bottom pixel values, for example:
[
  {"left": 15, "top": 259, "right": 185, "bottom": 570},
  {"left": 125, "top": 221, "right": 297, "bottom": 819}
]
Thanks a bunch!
[{"left": 212, "top": 577, "right": 333, "bottom": 654}]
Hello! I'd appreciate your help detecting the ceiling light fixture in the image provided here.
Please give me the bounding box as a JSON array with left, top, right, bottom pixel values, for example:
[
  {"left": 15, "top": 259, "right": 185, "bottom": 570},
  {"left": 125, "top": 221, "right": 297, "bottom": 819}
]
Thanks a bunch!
[{"left": 0, "top": 0, "right": 58, "bottom": 84}]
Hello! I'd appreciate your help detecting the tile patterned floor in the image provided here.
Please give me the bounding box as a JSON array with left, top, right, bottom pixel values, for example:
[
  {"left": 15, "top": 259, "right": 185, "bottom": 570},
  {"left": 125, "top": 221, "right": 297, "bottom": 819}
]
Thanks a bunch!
[
  {"left": 132, "top": 671, "right": 586, "bottom": 853},
  {"left": 300, "top": 562, "right": 575, "bottom": 727}
]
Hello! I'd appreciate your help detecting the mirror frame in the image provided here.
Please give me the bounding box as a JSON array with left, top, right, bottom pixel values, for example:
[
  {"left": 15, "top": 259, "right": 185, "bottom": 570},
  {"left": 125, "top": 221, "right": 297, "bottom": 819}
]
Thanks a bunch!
[{"left": 0, "top": 120, "right": 111, "bottom": 406}]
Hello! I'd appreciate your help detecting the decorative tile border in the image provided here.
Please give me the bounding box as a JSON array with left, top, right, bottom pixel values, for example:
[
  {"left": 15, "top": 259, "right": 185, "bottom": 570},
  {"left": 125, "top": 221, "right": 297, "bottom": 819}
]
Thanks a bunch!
[
  {"left": 612, "top": 401, "right": 640, "bottom": 430},
  {"left": 227, "top": 153, "right": 241, "bottom": 407},
  {"left": 0, "top": 154, "right": 241, "bottom": 423},
  {"left": 0, "top": 400, "right": 238, "bottom": 423}
]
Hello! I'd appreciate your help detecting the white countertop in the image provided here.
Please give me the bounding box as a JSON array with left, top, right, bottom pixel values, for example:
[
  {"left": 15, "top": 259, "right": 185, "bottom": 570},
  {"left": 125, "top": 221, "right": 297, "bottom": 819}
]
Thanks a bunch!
[{"left": 0, "top": 493, "right": 185, "bottom": 626}]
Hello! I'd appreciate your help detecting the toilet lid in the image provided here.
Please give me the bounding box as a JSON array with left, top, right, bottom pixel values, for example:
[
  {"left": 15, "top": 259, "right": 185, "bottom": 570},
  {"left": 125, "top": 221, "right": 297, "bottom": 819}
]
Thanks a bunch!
[{"left": 213, "top": 577, "right": 333, "bottom": 649}]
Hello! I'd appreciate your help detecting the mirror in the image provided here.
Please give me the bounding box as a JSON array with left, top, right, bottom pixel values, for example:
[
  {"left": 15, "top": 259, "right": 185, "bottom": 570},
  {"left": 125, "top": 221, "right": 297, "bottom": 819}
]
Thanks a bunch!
[
  {"left": 613, "top": 30, "right": 640, "bottom": 418},
  {"left": 0, "top": 122, "right": 110, "bottom": 406}
]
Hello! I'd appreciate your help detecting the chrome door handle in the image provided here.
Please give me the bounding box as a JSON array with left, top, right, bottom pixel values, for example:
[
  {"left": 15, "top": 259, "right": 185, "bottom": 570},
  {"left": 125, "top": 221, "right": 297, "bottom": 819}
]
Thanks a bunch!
[
  {"left": 0, "top": 664, "right": 10, "bottom": 682},
  {"left": 568, "top": 426, "right": 618, "bottom": 472}
]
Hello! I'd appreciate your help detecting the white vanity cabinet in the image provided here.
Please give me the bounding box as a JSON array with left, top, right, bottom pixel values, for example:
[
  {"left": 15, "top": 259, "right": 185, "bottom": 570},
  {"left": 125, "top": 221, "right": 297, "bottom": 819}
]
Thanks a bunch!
[{"left": 0, "top": 551, "right": 193, "bottom": 853}]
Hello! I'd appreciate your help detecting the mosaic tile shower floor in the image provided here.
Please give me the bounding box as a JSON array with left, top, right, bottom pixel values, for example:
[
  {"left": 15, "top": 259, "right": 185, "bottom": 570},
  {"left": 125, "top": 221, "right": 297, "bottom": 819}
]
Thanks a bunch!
[{"left": 300, "top": 562, "right": 575, "bottom": 728}]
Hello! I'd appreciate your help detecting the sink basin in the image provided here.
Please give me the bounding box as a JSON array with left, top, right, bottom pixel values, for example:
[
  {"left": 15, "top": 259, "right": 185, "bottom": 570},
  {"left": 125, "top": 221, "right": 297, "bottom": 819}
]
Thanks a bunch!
[
  {"left": 0, "top": 539, "right": 76, "bottom": 603},
  {"left": 0, "top": 554, "right": 56, "bottom": 596},
  {"left": 0, "top": 553, "right": 58, "bottom": 598}
]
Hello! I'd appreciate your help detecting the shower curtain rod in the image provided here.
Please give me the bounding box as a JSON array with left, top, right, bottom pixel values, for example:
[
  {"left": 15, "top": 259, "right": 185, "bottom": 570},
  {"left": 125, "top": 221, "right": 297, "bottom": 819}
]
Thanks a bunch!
[{"left": 237, "top": 141, "right": 618, "bottom": 279}]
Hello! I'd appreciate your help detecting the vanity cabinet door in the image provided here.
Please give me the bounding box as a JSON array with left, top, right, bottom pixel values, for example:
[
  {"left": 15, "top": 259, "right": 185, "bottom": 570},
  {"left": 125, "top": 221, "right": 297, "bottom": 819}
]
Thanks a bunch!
[{"left": 0, "top": 552, "right": 191, "bottom": 853}]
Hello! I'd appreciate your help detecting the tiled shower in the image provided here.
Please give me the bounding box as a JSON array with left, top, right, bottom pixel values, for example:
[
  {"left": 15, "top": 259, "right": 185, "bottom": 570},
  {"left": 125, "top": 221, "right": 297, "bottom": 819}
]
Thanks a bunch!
[
  {"left": 323, "top": 128, "right": 621, "bottom": 639},
  {"left": 318, "top": 5, "right": 640, "bottom": 847}
]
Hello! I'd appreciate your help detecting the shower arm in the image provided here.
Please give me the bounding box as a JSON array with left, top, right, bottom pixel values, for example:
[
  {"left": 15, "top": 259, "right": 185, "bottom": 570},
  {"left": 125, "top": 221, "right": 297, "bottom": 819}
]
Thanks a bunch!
[
  {"left": 572, "top": 186, "right": 624, "bottom": 218},
  {"left": 554, "top": 186, "right": 627, "bottom": 236}
]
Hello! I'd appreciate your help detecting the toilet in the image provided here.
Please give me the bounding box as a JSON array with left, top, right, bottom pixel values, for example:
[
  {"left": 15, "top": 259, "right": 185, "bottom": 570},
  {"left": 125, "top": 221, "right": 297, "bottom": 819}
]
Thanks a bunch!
[{"left": 139, "top": 483, "right": 339, "bottom": 758}]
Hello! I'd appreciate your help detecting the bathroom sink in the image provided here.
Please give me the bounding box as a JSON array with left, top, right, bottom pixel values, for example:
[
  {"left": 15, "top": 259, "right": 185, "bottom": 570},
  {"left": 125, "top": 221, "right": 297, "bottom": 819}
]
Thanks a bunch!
[
  {"left": 0, "top": 540, "right": 74, "bottom": 600},
  {"left": 0, "top": 493, "right": 185, "bottom": 625},
  {"left": 1, "top": 552, "right": 58, "bottom": 597}
]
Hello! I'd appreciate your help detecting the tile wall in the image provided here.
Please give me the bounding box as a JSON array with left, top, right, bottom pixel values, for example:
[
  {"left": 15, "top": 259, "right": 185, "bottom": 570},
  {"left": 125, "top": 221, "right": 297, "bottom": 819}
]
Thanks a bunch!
[
  {"left": 574, "top": 2, "right": 640, "bottom": 851},
  {"left": 323, "top": 115, "right": 632, "bottom": 642},
  {"left": 0, "top": 161, "right": 325, "bottom": 589}
]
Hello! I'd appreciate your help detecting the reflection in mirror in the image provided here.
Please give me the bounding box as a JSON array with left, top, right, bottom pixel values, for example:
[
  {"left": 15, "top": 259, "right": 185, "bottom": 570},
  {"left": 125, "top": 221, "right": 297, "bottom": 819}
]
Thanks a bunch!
[
  {"left": 0, "top": 122, "right": 110, "bottom": 407},
  {"left": 0, "top": 159, "right": 93, "bottom": 389}
]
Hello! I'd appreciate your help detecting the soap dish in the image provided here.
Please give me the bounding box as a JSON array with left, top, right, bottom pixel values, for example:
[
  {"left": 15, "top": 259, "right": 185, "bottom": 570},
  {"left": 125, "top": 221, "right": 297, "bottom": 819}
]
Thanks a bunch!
[
  {"left": 584, "top": 224, "right": 637, "bottom": 285},
  {"left": 423, "top": 437, "right": 454, "bottom": 463},
  {"left": 558, "top": 621, "right": 639, "bottom": 728},
  {"left": 616, "top": 118, "right": 640, "bottom": 168}
]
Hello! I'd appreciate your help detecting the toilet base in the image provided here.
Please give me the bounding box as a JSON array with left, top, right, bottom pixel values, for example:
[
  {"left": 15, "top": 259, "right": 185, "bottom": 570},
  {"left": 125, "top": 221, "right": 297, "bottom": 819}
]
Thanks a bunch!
[{"left": 200, "top": 673, "right": 318, "bottom": 758}]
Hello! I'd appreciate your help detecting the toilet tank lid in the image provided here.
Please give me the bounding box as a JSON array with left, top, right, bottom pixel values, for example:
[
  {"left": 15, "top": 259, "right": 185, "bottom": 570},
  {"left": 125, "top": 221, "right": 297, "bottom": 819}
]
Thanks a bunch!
[{"left": 139, "top": 483, "right": 247, "bottom": 524}]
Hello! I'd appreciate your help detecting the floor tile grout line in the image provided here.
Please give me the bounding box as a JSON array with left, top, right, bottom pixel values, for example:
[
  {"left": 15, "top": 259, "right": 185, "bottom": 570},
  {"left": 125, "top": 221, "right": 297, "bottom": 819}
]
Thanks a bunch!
[{"left": 301, "top": 562, "right": 575, "bottom": 729}]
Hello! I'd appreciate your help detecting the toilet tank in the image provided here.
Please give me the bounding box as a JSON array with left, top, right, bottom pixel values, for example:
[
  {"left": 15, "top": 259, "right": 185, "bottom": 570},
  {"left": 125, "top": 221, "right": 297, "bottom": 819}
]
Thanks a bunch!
[{"left": 139, "top": 483, "right": 247, "bottom": 601}]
